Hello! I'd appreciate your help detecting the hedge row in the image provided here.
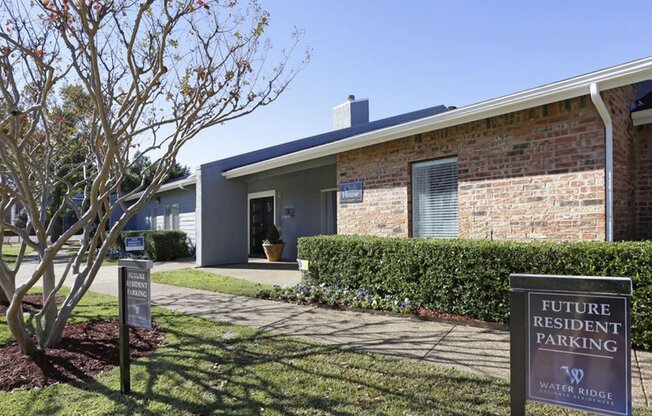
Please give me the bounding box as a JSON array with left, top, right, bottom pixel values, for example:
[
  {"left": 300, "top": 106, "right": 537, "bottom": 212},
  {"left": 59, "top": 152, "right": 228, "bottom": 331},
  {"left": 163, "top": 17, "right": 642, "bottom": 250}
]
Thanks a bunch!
[
  {"left": 297, "top": 235, "right": 652, "bottom": 350},
  {"left": 117, "top": 230, "right": 191, "bottom": 261}
]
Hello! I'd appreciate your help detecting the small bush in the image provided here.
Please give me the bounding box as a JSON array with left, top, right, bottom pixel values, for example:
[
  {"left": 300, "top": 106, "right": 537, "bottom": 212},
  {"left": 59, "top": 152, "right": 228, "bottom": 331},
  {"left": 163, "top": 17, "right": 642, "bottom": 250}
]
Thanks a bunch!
[
  {"left": 117, "top": 230, "right": 191, "bottom": 261},
  {"left": 264, "top": 225, "right": 284, "bottom": 244},
  {"left": 298, "top": 235, "right": 652, "bottom": 350}
]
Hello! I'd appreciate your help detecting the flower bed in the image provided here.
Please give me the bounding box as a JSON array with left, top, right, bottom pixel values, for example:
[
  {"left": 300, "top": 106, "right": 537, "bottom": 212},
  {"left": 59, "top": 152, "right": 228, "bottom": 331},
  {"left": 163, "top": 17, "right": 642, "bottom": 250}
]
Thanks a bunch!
[
  {"left": 258, "top": 284, "right": 414, "bottom": 314},
  {"left": 257, "top": 284, "right": 414, "bottom": 313},
  {"left": 258, "top": 284, "right": 510, "bottom": 329}
]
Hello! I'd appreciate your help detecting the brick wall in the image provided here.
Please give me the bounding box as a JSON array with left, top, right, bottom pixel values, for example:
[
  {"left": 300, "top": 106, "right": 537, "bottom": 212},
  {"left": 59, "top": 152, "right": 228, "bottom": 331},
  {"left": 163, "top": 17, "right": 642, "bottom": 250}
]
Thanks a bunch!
[
  {"left": 636, "top": 124, "right": 652, "bottom": 239},
  {"left": 337, "top": 95, "right": 610, "bottom": 241},
  {"left": 606, "top": 86, "right": 637, "bottom": 240}
]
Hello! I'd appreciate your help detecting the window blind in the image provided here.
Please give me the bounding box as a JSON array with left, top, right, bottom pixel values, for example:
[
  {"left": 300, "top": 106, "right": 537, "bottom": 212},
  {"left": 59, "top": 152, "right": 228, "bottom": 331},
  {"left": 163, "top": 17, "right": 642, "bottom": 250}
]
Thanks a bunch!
[
  {"left": 163, "top": 205, "right": 171, "bottom": 230},
  {"left": 412, "top": 157, "right": 458, "bottom": 238}
]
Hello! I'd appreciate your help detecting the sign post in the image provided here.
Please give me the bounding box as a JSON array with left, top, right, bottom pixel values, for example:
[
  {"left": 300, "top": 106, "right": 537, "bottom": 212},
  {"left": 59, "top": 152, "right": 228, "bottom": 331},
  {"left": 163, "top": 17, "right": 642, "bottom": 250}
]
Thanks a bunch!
[
  {"left": 510, "top": 274, "right": 632, "bottom": 416},
  {"left": 118, "top": 259, "right": 153, "bottom": 395}
]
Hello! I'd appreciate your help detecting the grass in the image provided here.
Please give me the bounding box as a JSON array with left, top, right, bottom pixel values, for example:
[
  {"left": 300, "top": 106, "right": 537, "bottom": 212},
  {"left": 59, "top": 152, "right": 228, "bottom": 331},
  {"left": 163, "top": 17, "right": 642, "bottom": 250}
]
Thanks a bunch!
[
  {"left": 151, "top": 268, "right": 273, "bottom": 297},
  {"left": 3, "top": 291, "right": 642, "bottom": 415},
  {"left": 1, "top": 243, "right": 35, "bottom": 267}
]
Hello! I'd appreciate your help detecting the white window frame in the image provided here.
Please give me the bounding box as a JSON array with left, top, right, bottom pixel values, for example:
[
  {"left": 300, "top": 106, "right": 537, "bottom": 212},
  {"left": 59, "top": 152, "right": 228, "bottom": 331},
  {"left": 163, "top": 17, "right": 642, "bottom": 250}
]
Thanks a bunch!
[
  {"left": 247, "top": 190, "right": 276, "bottom": 255},
  {"left": 163, "top": 203, "right": 180, "bottom": 231},
  {"left": 411, "top": 156, "right": 459, "bottom": 239}
]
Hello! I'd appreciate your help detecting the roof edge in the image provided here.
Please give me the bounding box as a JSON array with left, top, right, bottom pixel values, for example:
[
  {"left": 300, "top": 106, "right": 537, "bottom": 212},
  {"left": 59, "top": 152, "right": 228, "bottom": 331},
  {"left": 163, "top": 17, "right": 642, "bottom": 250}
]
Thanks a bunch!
[
  {"left": 124, "top": 175, "right": 196, "bottom": 201},
  {"left": 222, "top": 56, "right": 652, "bottom": 179}
]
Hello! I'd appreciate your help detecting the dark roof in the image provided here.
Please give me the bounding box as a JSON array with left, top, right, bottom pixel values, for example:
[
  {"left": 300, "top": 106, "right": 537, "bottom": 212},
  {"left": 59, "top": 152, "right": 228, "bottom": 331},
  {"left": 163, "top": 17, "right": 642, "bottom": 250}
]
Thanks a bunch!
[
  {"left": 634, "top": 91, "right": 652, "bottom": 111},
  {"left": 633, "top": 80, "right": 652, "bottom": 111},
  {"left": 208, "top": 104, "right": 449, "bottom": 172}
]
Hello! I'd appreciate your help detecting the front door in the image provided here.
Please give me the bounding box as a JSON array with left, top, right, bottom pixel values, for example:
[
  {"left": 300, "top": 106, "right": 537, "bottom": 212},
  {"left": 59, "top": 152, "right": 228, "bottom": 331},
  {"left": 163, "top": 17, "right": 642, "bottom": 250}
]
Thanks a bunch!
[{"left": 249, "top": 196, "right": 274, "bottom": 256}]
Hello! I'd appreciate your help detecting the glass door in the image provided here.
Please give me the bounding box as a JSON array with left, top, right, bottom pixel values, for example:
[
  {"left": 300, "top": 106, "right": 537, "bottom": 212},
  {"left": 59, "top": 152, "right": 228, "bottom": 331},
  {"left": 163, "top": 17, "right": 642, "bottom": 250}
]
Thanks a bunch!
[{"left": 249, "top": 196, "right": 274, "bottom": 256}]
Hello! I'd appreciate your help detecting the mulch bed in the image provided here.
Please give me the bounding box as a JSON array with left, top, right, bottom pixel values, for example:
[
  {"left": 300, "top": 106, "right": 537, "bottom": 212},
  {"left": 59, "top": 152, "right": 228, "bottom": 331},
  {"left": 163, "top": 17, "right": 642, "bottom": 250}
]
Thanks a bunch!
[
  {"left": 0, "top": 294, "right": 65, "bottom": 315},
  {"left": 0, "top": 319, "right": 164, "bottom": 392}
]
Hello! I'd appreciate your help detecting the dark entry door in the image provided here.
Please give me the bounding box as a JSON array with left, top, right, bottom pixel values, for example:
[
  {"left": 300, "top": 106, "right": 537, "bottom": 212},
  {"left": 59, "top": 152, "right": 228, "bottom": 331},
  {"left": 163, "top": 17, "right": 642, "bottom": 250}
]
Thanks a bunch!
[{"left": 250, "top": 196, "right": 274, "bottom": 256}]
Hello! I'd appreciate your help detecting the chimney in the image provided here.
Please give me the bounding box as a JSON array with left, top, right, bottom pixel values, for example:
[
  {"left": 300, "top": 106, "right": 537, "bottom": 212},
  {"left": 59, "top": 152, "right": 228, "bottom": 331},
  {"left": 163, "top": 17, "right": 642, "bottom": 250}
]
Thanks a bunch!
[{"left": 332, "top": 95, "right": 369, "bottom": 130}]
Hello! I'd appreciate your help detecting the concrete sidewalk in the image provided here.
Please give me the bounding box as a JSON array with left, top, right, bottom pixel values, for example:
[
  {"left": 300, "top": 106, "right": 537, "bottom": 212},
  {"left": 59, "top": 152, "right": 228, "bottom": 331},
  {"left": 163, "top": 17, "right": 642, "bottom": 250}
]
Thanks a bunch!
[{"left": 87, "top": 275, "right": 651, "bottom": 408}]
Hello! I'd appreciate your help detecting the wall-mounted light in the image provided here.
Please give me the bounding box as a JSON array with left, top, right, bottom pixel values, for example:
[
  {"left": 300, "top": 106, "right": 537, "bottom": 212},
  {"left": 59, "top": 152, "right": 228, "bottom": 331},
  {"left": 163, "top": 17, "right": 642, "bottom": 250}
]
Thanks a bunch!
[{"left": 156, "top": 197, "right": 161, "bottom": 204}]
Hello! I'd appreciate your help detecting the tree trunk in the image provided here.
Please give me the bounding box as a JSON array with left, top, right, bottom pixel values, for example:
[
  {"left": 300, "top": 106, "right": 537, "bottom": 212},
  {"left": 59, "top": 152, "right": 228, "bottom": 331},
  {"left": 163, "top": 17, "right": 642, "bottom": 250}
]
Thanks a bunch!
[
  {"left": 41, "top": 261, "right": 59, "bottom": 341},
  {"left": 6, "top": 298, "right": 36, "bottom": 355},
  {"left": 0, "top": 288, "right": 7, "bottom": 305},
  {"left": 44, "top": 299, "right": 74, "bottom": 347}
]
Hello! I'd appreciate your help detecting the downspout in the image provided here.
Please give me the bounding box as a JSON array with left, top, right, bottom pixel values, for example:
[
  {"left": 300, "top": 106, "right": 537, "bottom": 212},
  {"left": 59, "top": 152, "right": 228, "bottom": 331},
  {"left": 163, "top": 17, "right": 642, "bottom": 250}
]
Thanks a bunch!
[{"left": 589, "top": 83, "right": 613, "bottom": 242}]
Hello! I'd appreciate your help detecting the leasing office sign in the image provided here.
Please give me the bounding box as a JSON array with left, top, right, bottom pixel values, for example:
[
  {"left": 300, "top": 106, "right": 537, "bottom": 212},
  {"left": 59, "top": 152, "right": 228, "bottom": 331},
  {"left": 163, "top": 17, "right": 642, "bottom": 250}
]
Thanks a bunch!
[{"left": 510, "top": 274, "right": 632, "bottom": 416}]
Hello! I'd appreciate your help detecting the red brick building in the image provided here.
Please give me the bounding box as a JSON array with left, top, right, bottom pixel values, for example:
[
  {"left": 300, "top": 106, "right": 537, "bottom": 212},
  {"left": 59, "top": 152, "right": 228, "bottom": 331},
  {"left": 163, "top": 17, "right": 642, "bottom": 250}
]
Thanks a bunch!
[{"left": 129, "top": 58, "right": 652, "bottom": 266}]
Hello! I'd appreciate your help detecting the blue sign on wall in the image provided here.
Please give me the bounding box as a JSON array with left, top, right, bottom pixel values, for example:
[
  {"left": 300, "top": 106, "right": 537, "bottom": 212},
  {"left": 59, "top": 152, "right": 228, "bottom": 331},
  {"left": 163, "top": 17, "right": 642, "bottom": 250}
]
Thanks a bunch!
[
  {"left": 125, "top": 236, "right": 145, "bottom": 252},
  {"left": 340, "top": 181, "right": 363, "bottom": 203}
]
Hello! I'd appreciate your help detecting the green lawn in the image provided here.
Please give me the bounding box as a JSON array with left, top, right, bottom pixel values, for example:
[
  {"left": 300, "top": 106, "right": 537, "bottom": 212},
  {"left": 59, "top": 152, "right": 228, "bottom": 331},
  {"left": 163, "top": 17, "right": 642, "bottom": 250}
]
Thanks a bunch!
[
  {"left": 151, "top": 268, "right": 273, "bottom": 297},
  {"left": 3, "top": 290, "right": 636, "bottom": 415},
  {"left": 1, "top": 243, "right": 35, "bottom": 267}
]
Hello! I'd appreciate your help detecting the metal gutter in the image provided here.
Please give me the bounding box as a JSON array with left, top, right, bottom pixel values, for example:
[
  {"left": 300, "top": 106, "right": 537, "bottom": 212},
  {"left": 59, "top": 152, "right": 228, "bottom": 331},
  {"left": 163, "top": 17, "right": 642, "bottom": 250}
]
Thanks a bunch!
[
  {"left": 589, "top": 83, "right": 614, "bottom": 242},
  {"left": 222, "top": 57, "right": 652, "bottom": 179},
  {"left": 123, "top": 175, "right": 196, "bottom": 202}
]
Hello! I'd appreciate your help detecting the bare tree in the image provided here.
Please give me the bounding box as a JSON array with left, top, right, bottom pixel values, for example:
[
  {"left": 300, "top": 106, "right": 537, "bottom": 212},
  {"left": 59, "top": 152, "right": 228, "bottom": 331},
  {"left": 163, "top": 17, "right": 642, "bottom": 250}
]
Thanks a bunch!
[{"left": 0, "top": 0, "right": 308, "bottom": 354}]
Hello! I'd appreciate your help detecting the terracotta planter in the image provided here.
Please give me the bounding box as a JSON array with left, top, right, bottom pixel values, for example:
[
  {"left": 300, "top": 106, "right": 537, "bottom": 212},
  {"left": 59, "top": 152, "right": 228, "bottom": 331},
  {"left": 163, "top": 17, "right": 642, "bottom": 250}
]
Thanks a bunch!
[{"left": 263, "top": 243, "right": 285, "bottom": 262}]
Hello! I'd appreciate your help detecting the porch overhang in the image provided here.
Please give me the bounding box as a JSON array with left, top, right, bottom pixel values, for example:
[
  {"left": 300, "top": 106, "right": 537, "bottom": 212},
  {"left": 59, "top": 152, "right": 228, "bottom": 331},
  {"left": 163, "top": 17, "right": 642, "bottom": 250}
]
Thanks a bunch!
[{"left": 632, "top": 108, "right": 652, "bottom": 126}]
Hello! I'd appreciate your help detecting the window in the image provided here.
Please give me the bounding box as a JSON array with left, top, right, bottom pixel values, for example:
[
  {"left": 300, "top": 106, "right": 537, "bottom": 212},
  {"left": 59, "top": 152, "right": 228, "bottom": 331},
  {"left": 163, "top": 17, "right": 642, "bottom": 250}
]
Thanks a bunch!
[
  {"left": 321, "top": 189, "right": 337, "bottom": 234},
  {"left": 164, "top": 204, "right": 180, "bottom": 230},
  {"left": 411, "top": 157, "right": 458, "bottom": 238},
  {"left": 148, "top": 208, "right": 157, "bottom": 230}
]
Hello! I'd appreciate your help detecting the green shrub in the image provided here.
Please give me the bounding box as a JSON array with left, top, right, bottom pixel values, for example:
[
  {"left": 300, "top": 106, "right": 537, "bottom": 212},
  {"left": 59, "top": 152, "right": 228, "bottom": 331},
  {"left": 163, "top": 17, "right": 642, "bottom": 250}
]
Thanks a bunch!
[
  {"left": 118, "top": 230, "right": 191, "bottom": 261},
  {"left": 297, "top": 235, "right": 652, "bottom": 350},
  {"left": 264, "top": 225, "right": 284, "bottom": 244}
]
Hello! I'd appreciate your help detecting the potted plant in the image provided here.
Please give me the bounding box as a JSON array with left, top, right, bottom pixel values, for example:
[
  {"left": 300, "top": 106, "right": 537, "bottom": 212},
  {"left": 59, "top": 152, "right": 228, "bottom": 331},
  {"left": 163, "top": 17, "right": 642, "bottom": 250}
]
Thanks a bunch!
[{"left": 262, "top": 225, "right": 285, "bottom": 262}]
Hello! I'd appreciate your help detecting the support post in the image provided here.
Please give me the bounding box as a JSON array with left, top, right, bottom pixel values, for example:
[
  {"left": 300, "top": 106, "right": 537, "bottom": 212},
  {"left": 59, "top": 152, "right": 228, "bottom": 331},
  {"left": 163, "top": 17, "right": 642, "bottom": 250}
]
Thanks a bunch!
[
  {"left": 510, "top": 288, "right": 526, "bottom": 416},
  {"left": 118, "top": 265, "right": 131, "bottom": 395}
]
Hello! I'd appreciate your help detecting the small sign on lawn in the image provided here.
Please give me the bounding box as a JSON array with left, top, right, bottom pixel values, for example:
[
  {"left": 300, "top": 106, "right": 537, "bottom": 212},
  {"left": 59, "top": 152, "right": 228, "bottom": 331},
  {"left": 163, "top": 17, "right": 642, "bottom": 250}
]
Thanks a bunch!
[
  {"left": 117, "top": 259, "right": 153, "bottom": 394},
  {"left": 510, "top": 274, "right": 632, "bottom": 416},
  {"left": 124, "top": 236, "right": 145, "bottom": 252},
  {"left": 125, "top": 267, "right": 152, "bottom": 330}
]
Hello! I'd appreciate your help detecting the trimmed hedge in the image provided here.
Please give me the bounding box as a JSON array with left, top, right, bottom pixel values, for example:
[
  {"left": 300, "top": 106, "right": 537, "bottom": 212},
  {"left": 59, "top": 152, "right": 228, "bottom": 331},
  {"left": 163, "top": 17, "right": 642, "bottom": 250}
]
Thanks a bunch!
[
  {"left": 297, "top": 235, "right": 652, "bottom": 350},
  {"left": 118, "top": 230, "right": 191, "bottom": 262}
]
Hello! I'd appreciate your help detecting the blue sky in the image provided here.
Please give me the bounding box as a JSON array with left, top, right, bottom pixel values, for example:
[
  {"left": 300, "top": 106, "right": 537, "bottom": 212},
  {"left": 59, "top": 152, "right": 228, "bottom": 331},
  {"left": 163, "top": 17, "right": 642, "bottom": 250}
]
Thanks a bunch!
[{"left": 177, "top": 0, "right": 652, "bottom": 168}]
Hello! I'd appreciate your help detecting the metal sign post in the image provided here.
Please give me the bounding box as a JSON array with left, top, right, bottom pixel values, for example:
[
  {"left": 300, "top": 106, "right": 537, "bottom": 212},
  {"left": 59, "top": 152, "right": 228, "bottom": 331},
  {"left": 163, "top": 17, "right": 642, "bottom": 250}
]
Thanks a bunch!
[
  {"left": 510, "top": 274, "right": 632, "bottom": 416},
  {"left": 118, "top": 259, "right": 153, "bottom": 395}
]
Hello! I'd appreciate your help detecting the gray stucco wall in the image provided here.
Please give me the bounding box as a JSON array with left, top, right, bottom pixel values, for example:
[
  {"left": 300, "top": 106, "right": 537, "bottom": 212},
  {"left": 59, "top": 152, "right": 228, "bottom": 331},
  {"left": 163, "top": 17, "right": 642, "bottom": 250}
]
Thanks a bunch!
[
  {"left": 196, "top": 163, "right": 248, "bottom": 266},
  {"left": 197, "top": 157, "right": 336, "bottom": 266},
  {"left": 125, "top": 186, "right": 196, "bottom": 246},
  {"left": 247, "top": 164, "right": 336, "bottom": 260}
]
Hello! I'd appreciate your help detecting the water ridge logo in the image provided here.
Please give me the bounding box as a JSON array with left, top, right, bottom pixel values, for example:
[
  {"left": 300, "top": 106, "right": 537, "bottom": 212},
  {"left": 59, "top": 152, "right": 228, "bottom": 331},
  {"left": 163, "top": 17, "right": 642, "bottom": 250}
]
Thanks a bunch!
[{"left": 560, "top": 366, "right": 584, "bottom": 385}]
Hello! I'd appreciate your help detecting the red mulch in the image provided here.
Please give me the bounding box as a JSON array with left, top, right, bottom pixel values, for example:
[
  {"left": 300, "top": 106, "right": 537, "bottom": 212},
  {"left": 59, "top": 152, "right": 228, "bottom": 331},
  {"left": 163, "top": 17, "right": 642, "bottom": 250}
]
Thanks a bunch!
[
  {"left": 0, "top": 319, "right": 164, "bottom": 392},
  {"left": 0, "top": 294, "right": 65, "bottom": 315},
  {"left": 413, "top": 307, "right": 507, "bottom": 330}
]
